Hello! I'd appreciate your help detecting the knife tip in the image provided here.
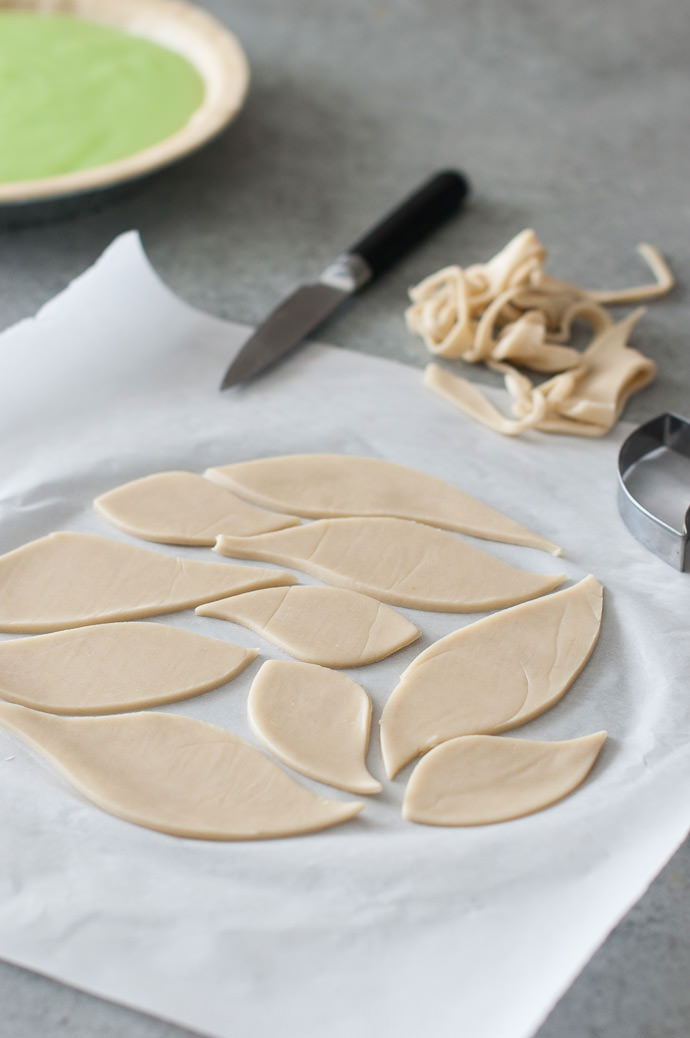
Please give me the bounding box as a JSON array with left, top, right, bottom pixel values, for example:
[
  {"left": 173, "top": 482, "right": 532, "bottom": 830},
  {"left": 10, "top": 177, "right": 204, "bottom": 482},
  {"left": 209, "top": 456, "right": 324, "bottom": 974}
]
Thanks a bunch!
[{"left": 219, "top": 366, "right": 241, "bottom": 391}]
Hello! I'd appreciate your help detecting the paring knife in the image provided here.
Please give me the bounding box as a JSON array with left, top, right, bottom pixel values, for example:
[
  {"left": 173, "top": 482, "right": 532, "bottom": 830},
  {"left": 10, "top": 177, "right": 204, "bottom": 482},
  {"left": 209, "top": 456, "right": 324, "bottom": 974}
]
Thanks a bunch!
[{"left": 220, "top": 169, "right": 470, "bottom": 389}]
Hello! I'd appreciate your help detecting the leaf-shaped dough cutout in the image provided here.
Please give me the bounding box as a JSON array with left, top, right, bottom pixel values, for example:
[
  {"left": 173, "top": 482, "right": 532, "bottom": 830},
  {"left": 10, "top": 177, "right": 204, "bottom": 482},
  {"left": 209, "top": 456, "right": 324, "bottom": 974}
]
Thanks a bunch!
[
  {"left": 205, "top": 454, "right": 561, "bottom": 555},
  {"left": 403, "top": 732, "right": 607, "bottom": 825},
  {"left": 248, "top": 660, "right": 381, "bottom": 795},
  {"left": 0, "top": 622, "right": 257, "bottom": 715},
  {"left": 0, "top": 702, "right": 363, "bottom": 839},
  {"left": 0, "top": 532, "right": 296, "bottom": 633},
  {"left": 95, "top": 471, "right": 300, "bottom": 546},
  {"left": 196, "top": 585, "right": 419, "bottom": 667},
  {"left": 381, "top": 576, "right": 603, "bottom": 777},
  {"left": 215, "top": 518, "right": 564, "bottom": 613}
]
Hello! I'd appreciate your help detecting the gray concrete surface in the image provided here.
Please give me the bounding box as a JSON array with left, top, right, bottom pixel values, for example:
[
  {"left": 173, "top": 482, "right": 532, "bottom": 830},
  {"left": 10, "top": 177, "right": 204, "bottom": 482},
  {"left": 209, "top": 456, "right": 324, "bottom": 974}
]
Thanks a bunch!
[{"left": 1, "top": 1, "right": 688, "bottom": 1035}]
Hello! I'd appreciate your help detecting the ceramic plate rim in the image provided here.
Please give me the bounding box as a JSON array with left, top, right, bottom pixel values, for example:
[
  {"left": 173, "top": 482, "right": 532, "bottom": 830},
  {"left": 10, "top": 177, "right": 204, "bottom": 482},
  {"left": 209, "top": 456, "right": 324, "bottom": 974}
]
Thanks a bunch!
[{"left": 0, "top": 0, "right": 250, "bottom": 204}]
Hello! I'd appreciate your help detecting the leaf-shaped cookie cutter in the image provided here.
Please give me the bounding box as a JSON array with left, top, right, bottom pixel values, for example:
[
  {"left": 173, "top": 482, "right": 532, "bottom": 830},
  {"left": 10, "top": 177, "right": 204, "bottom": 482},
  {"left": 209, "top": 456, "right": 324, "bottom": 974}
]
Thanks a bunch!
[{"left": 617, "top": 412, "right": 690, "bottom": 571}]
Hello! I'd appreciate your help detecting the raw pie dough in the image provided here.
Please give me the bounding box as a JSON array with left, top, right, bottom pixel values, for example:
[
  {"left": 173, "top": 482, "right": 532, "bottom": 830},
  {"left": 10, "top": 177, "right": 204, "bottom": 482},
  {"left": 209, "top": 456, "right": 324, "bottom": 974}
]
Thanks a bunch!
[
  {"left": 95, "top": 470, "right": 300, "bottom": 545},
  {"left": 205, "top": 453, "right": 560, "bottom": 554},
  {"left": 248, "top": 660, "right": 381, "bottom": 795},
  {"left": 215, "top": 518, "right": 565, "bottom": 612},
  {"left": 196, "top": 585, "right": 419, "bottom": 667},
  {"left": 403, "top": 731, "right": 607, "bottom": 825},
  {"left": 0, "top": 531, "right": 295, "bottom": 633},
  {"left": 406, "top": 229, "right": 673, "bottom": 438},
  {"left": 406, "top": 230, "right": 672, "bottom": 364},
  {"left": 380, "top": 576, "right": 603, "bottom": 777},
  {"left": 0, "top": 622, "right": 256, "bottom": 715},
  {"left": 0, "top": 702, "right": 364, "bottom": 839},
  {"left": 425, "top": 310, "right": 656, "bottom": 438}
]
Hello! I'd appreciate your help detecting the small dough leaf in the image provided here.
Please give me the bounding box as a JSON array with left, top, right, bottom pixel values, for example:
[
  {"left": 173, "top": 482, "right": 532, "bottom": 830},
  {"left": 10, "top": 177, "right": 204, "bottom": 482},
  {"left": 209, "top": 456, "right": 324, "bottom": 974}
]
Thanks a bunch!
[
  {"left": 0, "top": 703, "right": 364, "bottom": 839},
  {"left": 215, "top": 518, "right": 565, "bottom": 613},
  {"left": 205, "top": 454, "right": 560, "bottom": 554},
  {"left": 0, "top": 622, "right": 257, "bottom": 715},
  {"left": 403, "top": 732, "right": 607, "bottom": 825},
  {"left": 196, "top": 585, "right": 419, "bottom": 667},
  {"left": 95, "top": 470, "right": 300, "bottom": 545},
  {"left": 381, "top": 576, "right": 603, "bottom": 777},
  {"left": 0, "top": 531, "right": 296, "bottom": 633},
  {"left": 248, "top": 660, "right": 381, "bottom": 795}
]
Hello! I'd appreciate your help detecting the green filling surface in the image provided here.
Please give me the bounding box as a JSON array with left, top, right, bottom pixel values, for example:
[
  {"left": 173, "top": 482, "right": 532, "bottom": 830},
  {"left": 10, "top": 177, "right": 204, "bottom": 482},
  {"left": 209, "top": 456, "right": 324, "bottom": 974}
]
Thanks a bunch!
[{"left": 0, "top": 12, "right": 205, "bottom": 182}]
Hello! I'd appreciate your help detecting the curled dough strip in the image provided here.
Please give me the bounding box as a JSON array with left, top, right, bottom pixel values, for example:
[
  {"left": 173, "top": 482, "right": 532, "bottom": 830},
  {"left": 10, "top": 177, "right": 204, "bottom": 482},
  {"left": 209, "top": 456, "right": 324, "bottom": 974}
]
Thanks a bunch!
[
  {"left": 470, "top": 287, "right": 525, "bottom": 362},
  {"left": 424, "top": 363, "right": 546, "bottom": 437},
  {"left": 405, "top": 266, "right": 475, "bottom": 358},
  {"left": 405, "top": 231, "right": 555, "bottom": 361},
  {"left": 586, "top": 244, "right": 674, "bottom": 304},
  {"left": 463, "top": 228, "right": 547, "bottom": 306},
  {"left": 492, "top": 312, "right": 583, "bottom": 372},
  {"left": 547, "top": 299, "right": 613, "bottom": 342}
]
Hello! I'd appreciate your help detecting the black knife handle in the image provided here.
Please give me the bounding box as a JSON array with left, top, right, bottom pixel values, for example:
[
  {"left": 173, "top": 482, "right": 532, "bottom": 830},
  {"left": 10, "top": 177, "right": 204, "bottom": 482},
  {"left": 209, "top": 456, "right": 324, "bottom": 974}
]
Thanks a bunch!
[{"left": 348, "top": 169, "right": 470, "bottom": 281}]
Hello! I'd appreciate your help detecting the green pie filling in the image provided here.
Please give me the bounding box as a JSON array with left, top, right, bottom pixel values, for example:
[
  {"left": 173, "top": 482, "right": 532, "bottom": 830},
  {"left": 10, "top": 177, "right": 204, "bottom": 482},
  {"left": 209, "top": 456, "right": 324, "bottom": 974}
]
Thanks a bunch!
[{"left": 0, "top": 12, "right": 205, "bottom": 183}]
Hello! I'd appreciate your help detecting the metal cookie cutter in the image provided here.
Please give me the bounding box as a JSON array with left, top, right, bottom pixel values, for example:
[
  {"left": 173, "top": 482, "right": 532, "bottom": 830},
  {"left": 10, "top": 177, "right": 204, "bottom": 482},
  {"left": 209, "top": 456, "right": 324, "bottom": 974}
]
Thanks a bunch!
[{"left": 617, "top": 413, "right": 690, "bottom": 571}]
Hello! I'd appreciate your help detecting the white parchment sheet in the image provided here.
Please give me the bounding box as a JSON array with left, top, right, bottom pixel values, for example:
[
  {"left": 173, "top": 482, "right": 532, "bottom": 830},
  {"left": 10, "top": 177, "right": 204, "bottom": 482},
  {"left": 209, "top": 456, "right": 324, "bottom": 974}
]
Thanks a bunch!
[{"left": 0, "top": 233, "right": 688, "bottom": 1038}]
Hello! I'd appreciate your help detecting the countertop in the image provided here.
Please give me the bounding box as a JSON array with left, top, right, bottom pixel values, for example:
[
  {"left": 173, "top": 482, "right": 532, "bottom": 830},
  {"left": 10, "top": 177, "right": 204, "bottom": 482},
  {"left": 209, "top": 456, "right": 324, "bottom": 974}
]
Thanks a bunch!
[{"left": 2, "top": 1, "right": 689, "bottom": 1036}]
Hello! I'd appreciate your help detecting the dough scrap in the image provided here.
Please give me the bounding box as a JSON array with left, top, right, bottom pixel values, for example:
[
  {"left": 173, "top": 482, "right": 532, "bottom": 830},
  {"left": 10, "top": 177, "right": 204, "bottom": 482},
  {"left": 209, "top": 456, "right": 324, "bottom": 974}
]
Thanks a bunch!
[
  {"left": 0, "top": 702, "right": 364, "bottom": 839},
  {"left": 215, "top": 517, "right": 565, "bottom": 613},
  {"left": 380, "top": 576, "right": 603, "bottom": 777},
  {"left": 0, "top": 622, "right": 257, "bottom": 715},
  {"left": 536, "top": 309, "right": 655, "bottom": 430},
  {"left": 407, "top": 231, "right": 671, "bottom": 363},
  {"left": 425, "top": 364, "right": 548, "bottom": 438},
  {"left": 425, "top": 310, "right": 656, "bottom": 438},
  {"left": 94, "top": 470, "right": 300, "bottom": 546},
  {"left": 425, "top": 305, "right": 655, "bottom": 440},
  {"left": 403, "top": 731, "right": 607, "bottom": 825},
  {"left": 248, "top": 660, "right": 381, "bottom": 795},
  {"left": 205, "top": 453, "right": 560, "bottom": 555},
  {"left": 196, "top": 585, "right": 419, "bottom": 667},
  {"left": 0, "top": 531, "right": 296, "bottom": 633},
  {"left": 407, "top": 230, "right": 672, "bottom": 438}
]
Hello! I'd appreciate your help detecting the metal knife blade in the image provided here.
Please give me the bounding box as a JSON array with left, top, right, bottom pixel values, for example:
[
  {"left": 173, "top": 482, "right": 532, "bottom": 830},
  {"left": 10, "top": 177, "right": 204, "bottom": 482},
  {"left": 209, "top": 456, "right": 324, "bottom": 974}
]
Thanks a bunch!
[
  {"left": 220, "top": 169, "right": 470, "bottom": 390},
  {"left": 220, "top": 256, "right": 369, "bottom": 390}
]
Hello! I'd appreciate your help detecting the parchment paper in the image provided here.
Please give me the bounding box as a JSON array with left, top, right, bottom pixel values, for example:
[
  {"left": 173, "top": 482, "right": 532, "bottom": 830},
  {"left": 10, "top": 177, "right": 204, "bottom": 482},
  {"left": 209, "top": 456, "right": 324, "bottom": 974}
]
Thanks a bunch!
[{"left": 0, "top": 233, "right": 688, "bottom": 1038}]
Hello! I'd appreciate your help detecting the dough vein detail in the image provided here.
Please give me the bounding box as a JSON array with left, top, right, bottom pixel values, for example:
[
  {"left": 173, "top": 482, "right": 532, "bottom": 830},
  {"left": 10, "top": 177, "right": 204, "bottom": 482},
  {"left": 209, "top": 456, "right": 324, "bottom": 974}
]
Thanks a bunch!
[
  {"left": 248, "top": 661, "right": 381, "bottom": 795},
  {"left": 197, "top": 585, "right": 419, "bottom": 668},
  {"left": 0, "top": 622, "right": 256, "bottom": 715},
  {"left": 205, "top": 453, "right": 560, "bottom": 554},
  {"left": 0, "top": 703, "right": 364, "bottom": 840},
  {"left": 380, "top": 576, "right": 603, "bottom": 777},
  {"left": 214, "top": 517, "right": 565, "bottom": 613},
  {"left": 403, "top": 732, "right": 607, "bottom": 825},
  {"left": 0, "top": 531, "right": 296, "bottom": 632}
]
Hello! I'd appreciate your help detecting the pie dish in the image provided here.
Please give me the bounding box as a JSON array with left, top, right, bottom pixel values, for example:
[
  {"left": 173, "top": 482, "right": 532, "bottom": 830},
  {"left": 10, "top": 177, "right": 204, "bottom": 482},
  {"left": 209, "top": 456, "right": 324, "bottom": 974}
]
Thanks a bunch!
[{"left": 0, "top": 0, "right": 249, "bottom": 206}]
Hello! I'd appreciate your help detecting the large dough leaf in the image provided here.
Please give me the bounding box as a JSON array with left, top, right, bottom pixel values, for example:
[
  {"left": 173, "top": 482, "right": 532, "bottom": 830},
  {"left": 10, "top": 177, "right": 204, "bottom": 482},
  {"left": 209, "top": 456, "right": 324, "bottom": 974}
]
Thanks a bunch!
[
  {"left": 403, "top": 732, "right": 607, "bottom": 825},
  {"left": 0, "top": 703, "right": 363, "bottom": 840},
  {"left": 0, "top": 531, "right": 295, "bottom": 632},
  {"left": 197, "top": 584, "right": 419, "bottom": 667},
  {"left": 205, "top": 453, "right": 560, "bottom": 554},
  {"left": 0, "top": 622, "right": 256, "bottom": 714},
  {"left": 381, "top": 576, "right": 603, "bottom": 777},
  {"left": 215, "top": 517, "right": 564, "bottom": 613},
  {"left": 95, "top": 470, "right": 300, "bottom": 545}
]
